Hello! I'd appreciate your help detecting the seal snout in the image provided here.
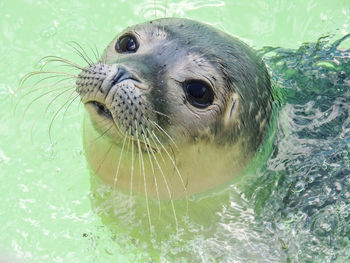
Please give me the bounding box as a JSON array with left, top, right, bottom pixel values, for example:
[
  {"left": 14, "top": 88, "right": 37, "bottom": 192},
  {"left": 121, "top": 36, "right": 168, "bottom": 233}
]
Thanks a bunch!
[
  {"left": 77, "top": 62, "right": 155, "bottom": 140},
  {"left": 110, "top": 67, "right": 139, "bottom": 88}
]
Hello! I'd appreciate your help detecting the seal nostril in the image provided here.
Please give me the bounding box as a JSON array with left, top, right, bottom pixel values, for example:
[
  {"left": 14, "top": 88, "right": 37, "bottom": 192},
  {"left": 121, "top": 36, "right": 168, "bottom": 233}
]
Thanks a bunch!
[{"left": 110, "top": 67, "right": 140, "bottom": 87}]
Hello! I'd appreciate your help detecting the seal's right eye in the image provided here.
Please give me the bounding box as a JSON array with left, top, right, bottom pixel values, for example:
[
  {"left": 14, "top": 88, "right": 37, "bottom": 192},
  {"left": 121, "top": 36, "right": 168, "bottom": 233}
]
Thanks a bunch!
[
  {"left": 184, "top": 81, "right": 214, "bottom": 108},
  {"left": 116, "top": 34, "right": 139, "bottom": 53}
]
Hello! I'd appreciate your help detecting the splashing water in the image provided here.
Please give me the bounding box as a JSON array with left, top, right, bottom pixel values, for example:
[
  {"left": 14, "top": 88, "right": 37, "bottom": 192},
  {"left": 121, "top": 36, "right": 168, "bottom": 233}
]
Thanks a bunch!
[
  {"left": 84, "top": 35, "right": 350, "bottom": 262},
  {"left": 252, "top": 34, "right": 350, "bottom": 262}
]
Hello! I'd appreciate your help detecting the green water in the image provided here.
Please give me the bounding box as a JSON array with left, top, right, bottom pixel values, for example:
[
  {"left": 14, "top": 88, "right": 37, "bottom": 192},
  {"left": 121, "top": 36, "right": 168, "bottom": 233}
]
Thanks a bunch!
[{"left": 1, "top": 0, "right": 350, "bottom": 262}]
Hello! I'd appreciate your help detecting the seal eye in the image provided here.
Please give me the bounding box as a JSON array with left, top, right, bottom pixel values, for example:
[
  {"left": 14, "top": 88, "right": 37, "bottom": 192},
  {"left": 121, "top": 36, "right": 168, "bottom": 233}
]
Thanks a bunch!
[
  {"left": 184, "top": 81, "right": 214, "bottom": 108},
  {"left": 116, "top": 34, "right": 138, "bottom": 53}
]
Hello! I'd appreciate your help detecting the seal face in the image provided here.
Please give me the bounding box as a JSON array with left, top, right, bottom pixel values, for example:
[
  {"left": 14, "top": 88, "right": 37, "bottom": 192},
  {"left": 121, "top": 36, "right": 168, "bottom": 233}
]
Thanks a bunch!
[{"left": 76, "top": 18, "right": 273, "bottom": 199}]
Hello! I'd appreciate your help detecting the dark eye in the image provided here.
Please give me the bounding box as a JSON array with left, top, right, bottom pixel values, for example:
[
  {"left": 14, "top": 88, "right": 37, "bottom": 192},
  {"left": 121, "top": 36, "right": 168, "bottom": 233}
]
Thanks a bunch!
[
  {"left": 184, "top": 81, "right": 214, "bottom": 108},
  {"left": 116, "top": 34, "right": 138, "bottom": 53}
]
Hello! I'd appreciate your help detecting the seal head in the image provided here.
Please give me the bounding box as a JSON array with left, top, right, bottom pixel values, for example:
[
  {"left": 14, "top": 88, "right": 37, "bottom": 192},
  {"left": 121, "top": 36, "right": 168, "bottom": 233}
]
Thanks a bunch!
[{"left": 76, "top": 18, "right": 273, "bottom": 199}]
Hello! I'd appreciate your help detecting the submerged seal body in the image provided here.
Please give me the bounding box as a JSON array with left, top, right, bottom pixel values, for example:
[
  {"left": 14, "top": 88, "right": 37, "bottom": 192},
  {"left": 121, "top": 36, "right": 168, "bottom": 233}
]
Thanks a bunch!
[{"left": 76, "top": 18, "right": 273, "bottom": 200}]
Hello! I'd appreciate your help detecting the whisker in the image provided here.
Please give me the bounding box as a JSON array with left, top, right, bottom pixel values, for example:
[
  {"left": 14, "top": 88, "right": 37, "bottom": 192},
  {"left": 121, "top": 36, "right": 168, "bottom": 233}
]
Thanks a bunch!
[
  {"left": 130, "top": 133, "right": 135, "bottom": 197},
  {"left": 150, "top": 131, "right": 189, "bottom": 216},
  {"left": 62, "top": 94, "right": 80, "bottom": 120},
  {"left": 85, "top": 120, "right": 114, "bottom": 149},
  {"left": 22, "top": 86, "right": 74, "bottom": 122},
  {"left": 151, "top": 109, "right": 192, "bottom": 135},
  {"left": 87, "top": 42, "right": 100, "bottom": 62},
  {"left": 39, "top": 55, "right": 86, "bottom": 71},
  {"left": 66, "top": 42, "right": 92, "bottom": 67},
  {"left": 48, "top": 88, "right": 78, "bottom": 142},
  {"left": 73, "top": 41, "right": 96, "bottom": 65},
  {"left": 75, "top": 91, "right": 89, "bottom": 111},
  {"left": 28, "top": 87, "right": 75, "bottom": 143},
  {"left": 151, "top": 109, "right": 170, "bottom": 119},
  {"left": 42, "top": 62, "right": 83, "bottom": 73},
  {"left": 124, "top": 130, "right": 133, "bottom": 218},
  {"left": 67, "top": 41, "right": 95, "bottom": 66},
  {"left": 141, "top": 129, "right": 161, "bottom": 219},
  {"left": 148, "top": 120, "right": 177, "bottom": 162},
  {"left": 19, "top": 74, "right": 75, "bottom": 95},
  {"left": 93, "top": 43, "right": 100, "bottom": 62},
  {"left": 113, "top": 130, "right": 128, "bottom": 189},
  {"left": 135, "top": 125, "right": 152, "bottom": 233},
  {"left": 147, "top": 130, "right": 166, "bottom": 163},
  {"left": 94, "top": 141, "right": 114, "bottom": 175},
  {"left": 19, "top": 71, "right": 77, "bottom": 90},
  {"left": 144, "top": 130, "right": 179, "bottom": 232},
  {"left": 15, "top": 79, "right": 75, "bottom": 116},
  {"left": 148, "top": 119, "right": 178, "bottom": 150}
]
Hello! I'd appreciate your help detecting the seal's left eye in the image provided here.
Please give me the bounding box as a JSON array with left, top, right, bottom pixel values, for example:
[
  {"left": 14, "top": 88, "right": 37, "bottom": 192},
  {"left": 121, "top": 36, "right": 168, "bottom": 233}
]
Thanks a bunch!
[{"left": 116, "top": 35, "right": 139, "bottom": 53}]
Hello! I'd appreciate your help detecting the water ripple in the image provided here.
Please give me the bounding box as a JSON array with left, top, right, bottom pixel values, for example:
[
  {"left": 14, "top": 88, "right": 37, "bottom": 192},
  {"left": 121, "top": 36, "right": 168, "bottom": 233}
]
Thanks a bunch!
[{"left": 135, "top": 0, "right": 225, "bottom": 19}]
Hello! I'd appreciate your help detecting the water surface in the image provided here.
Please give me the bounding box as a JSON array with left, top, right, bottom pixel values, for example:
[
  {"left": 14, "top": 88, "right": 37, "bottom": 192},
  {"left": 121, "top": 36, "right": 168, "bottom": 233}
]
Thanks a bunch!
[{"left": 0, "top": 0, "right": 349, "bottom": 262}]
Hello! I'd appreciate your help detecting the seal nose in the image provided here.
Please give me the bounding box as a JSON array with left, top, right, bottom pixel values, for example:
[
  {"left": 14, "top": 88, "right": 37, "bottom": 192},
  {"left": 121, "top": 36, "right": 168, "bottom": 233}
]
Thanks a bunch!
[{"left": 110, "top": 67, "right": 137, "bottom": 87}]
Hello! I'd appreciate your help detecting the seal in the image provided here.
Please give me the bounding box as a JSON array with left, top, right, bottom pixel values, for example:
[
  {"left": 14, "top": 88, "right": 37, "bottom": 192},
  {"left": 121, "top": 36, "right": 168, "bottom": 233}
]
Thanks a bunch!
[{"left": 76, "top": 18, "right": 273, "bottom": 200}]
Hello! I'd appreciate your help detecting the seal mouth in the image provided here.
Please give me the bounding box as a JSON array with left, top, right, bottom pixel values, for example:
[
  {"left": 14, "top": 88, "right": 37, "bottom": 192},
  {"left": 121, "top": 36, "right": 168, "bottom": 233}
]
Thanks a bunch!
[
  {"left": 88, "top": 101, "right": 113, "bottom": 120},
  {"left": 85, "top": 100, "right": 158, "bottom": 153}
]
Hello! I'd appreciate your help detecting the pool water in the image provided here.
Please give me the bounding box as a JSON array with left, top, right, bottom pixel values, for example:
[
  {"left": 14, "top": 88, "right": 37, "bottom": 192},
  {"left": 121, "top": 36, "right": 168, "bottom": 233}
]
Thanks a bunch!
[{"left": 0, "top": 0, "right": 349, "bottom": 262}]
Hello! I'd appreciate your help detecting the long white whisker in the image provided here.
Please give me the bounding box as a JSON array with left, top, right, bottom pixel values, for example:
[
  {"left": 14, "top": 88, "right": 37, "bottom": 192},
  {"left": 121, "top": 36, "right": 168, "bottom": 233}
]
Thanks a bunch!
[
  {"left": 18, "top": 77, "right": 75, "bottom": 98},
  {"left": 48, "top": 88, "right": 77, "bottom": 142},
  {"left": 141, "top": 129, "right": 161, "bottom": 219},
  {"left": 62, "top": 94, "right": 80, "bottom": 120},
  {"left": 135, "top": 126, "right": 152, "bottom": 233},
  {"left": 19, "top": 71, "right": 77, "bottom": 90},
  {"left": 39, "top": 55, "right": 86, "bottom": 71},
  {"left": 130, "top": 135, "right": 134, "bottom": 197},
  {"left": 28, "top": 87, "right": 74, "bottom": 143},
  {"left": 148, "top": 119, "right": 178, "bottom": 150},
  {"left": 67, "top": 41, "right": 94, "bottom": 66},
  {"left": 145, "top": 130, "right": 179, "bottom": 232},
  {"left": 150, "top": 131, "right": 189, "bottom": 216},
  {"left": 94, "top": 139, "right": 113, "bottom": 175},
  {"left": 85, "top": 122, "right": 113, "bottom": 149},
  {"left": 72, "top": 41, "right": 95, "bottom": 65},
  {"left": 46, "top": 88, "right": 77, "bottom": 142},
  {"left": 18, "top": 75, "right": 75, "bottom": 99},
  {"left": 147, "top": 130, "right": 166, "bottom": 163},
  {"left": 22, "top": 85, "right": 74, "bottom": 121},
  {"left": 113, "top": 131, "right": 128, "bottom": 189}
]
